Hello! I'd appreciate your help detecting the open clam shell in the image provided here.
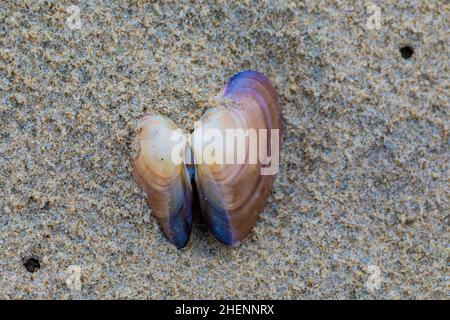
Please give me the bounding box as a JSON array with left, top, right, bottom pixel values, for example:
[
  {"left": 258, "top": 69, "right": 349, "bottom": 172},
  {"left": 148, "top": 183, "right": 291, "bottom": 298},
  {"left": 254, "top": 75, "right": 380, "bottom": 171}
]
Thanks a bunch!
[
  {"left": 133, "top": 115, "right": 193, "bottom": 248},
  {"left": 133, "top": 71, "right": 281, "bottom": 248},
  {"left": 191, "top": 70, "right": 282, "bottom": 245}
]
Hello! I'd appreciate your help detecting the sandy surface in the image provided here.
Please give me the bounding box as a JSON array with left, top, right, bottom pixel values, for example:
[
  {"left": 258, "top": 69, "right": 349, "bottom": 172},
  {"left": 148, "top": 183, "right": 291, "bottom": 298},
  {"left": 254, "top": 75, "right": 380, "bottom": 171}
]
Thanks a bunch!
[{"left": 0, "top": 1, "right": 448, "bottom": 299}]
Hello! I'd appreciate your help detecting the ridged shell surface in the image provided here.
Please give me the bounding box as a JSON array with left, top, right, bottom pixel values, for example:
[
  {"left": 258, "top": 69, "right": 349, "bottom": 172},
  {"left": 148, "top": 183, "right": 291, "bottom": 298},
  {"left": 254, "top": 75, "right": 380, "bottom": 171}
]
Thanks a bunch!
[
  {"left": 191, "top": 70, "right": 282, "bottom": 245},
  {"left": 133, "top": 115, "right": 192, "bottom": 248}
]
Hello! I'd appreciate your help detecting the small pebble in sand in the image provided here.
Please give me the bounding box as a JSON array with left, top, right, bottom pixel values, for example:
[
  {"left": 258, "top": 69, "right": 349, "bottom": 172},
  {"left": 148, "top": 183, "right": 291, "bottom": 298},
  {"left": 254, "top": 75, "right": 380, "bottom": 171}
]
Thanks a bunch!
[{"left": 65, "top": 265, "right": 82, "bottom": 291}]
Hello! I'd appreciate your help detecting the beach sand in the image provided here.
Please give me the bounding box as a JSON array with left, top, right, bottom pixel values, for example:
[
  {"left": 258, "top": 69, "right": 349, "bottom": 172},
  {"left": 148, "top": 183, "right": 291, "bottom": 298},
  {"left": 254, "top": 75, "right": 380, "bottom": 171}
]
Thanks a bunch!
[{"left": 0, "top": 1, "right": 448, "bottom": 299}]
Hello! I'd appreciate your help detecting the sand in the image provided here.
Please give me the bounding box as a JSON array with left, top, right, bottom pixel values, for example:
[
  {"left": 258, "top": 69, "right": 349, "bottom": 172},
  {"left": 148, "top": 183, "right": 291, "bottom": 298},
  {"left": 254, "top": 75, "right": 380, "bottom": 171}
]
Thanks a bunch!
[{"left": 0, "top": 1, "right": 448, "bottom": 299}]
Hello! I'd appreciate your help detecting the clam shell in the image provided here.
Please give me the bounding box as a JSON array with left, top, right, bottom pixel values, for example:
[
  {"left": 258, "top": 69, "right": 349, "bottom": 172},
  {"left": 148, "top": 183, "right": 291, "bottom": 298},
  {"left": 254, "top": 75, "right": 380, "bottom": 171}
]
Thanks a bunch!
[
  {"left": 133, "top": 71, "right": 281, "bottom": 248},
  {"left": 133, "top": 115, "right": 193, "bottom": 248},
  {"left": 191, "top": 70, "right": 282, "bottom": 245}
]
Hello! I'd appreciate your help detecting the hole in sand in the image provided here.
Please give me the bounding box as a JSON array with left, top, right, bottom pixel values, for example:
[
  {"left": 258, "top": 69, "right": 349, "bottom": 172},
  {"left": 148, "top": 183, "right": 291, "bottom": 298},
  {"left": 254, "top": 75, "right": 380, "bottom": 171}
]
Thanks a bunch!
[
  {"left": 400, "top": 46, "right": 414, "bottom": 59},
  {"left": 23, "top": 257, "right": 41, "bottom": 273}
]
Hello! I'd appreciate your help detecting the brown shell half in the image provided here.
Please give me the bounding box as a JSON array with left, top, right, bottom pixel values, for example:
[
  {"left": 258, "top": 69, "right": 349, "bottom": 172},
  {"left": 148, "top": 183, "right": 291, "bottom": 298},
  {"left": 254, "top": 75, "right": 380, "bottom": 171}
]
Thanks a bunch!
[
  {"left": 191, "top": 70, "right": 282, "bottom": 245},
  {"left": 133, "top": 115, "right": 192, "bottom": 248}
]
